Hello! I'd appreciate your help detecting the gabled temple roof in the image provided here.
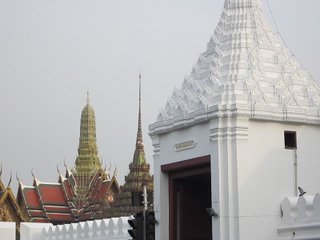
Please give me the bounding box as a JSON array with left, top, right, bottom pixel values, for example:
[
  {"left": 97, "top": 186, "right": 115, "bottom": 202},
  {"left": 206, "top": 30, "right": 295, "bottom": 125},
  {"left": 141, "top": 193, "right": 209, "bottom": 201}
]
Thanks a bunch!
[
  {"left": 150, "top": 0, "right": 320, "bottom": 135},
  {"left": 17, "top": 169, "right": 117, "bottom": 224},
  {"left": 0, "top": 170, "right": 25, "bottom": 223},
  {"left": 18, "top": 176, "right": 72, "bottom": 223}
]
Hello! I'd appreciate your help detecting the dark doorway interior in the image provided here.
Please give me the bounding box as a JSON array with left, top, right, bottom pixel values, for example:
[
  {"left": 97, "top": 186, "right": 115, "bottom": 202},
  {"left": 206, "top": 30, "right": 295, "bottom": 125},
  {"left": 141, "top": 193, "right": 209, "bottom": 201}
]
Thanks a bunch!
[
  {"left": 175, "top": 173, "right": 212, "bottom": 240},
  {"left": 163, "top": 156, "right": 212, "bottom": 240}
]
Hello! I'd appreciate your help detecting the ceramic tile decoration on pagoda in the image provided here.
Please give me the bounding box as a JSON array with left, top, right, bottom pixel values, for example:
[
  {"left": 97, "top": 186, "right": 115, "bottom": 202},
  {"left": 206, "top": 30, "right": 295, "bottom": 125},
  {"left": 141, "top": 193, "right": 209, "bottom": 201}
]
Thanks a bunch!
[
  {"left": 110, "top": 76, "right": 154, "bottom": 217},
  {"left": 17, "top": 95, "right": 120, "bottom": 224}
]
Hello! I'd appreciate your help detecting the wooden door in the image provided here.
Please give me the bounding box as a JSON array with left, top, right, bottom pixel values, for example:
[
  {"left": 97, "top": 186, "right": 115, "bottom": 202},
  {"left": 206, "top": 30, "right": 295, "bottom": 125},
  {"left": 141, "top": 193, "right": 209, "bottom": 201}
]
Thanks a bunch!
[
  {"left": 163, "top": 155, "right": 212, "bottom": 240},
  {"left": 177, "top": 174, "right": 212, "bottom": 240}
]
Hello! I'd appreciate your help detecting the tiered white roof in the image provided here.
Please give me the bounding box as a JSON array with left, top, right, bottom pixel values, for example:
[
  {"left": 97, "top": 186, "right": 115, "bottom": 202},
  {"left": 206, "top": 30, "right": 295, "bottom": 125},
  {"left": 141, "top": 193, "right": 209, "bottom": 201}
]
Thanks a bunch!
[{"left": 150, "top": 0, "right": 320, "bottom": 134}]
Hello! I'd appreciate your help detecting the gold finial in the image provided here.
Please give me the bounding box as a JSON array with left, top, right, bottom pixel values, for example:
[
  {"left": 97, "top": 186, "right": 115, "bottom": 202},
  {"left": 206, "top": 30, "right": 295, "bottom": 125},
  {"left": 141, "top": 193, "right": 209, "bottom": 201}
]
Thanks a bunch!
[
  {"left": 16, "top": 172, "right": 20, "bottom": 182},
  {"left": 57, "top": 164, "right": 60, "bottom": 175},
  {"left": 86, "top": 91, "right": 90, "bottom": 105},
  {"left": 113, "top": 166, "right": 117, "bottom": 177},
  {"left": 139, "top": 72, "right": 141, "bottom": 102},
  {"left": 7, "top": 171, "right": 12, "bottom": 189},
  {"left": 0, "top": 163, "right": 2, "bottom": 177},
  {"left": 108, "top": 162, "right": 112, "bottom": 173}
]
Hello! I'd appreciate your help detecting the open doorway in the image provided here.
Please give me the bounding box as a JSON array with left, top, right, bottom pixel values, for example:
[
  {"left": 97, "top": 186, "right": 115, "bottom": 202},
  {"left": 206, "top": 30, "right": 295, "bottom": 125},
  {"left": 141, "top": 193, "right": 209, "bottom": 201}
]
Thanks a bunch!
[{"left": 162, "top": 155, "right": 212, "bottom": 240}]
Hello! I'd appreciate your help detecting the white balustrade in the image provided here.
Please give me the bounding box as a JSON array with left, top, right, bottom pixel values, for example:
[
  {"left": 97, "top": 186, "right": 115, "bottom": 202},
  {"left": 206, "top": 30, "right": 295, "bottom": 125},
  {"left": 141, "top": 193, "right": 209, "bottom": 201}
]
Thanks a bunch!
[
  {"left": 40, "top": 216, "right": 133, "bottom": 240},
  {"left": 0, "top": 216, "right": 134, "bottom": 240},
  {"left": 20, "top": 222, "right": 52, "bottom": 240},
  {"left": 278, "top": 194, "right": 320, "bottom": 239}
]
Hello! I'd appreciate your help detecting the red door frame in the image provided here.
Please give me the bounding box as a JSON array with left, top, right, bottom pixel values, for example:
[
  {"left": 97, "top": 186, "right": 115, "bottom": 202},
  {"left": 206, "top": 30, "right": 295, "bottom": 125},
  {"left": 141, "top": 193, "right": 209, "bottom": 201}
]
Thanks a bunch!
[{"left": 161, "top": 155, "right": 211, "bottom": 240}]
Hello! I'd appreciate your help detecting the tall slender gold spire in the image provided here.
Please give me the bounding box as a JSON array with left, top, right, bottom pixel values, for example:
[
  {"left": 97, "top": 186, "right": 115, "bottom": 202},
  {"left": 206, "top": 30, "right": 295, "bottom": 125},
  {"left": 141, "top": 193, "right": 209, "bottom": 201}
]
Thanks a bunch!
[
  {"left": 122, "top": 74, "right": 153, "bottom": 192},
  {"left": 135, "top": 73, "right": 144, "bottom": 151},
  {"left": 133, "top": 73, "right": 146, "bottom": 166},
  {"left": 109, "top": 76, "right": 153, "bottom": 216}
]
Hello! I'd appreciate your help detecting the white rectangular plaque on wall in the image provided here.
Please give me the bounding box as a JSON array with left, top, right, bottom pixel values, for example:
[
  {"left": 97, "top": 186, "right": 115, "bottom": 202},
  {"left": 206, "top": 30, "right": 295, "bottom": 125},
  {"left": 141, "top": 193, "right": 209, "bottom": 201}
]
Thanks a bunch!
[{"left": 174, "top": 140, "right": 197, "bottom": 152}]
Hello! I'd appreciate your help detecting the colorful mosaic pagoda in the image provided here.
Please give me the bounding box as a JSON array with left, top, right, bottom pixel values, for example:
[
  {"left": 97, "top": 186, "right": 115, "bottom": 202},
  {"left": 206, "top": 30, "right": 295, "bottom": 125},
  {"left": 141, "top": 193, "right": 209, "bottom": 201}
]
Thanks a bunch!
[
  {"left": 17, "top": 95, "right": 119, "bottom": 224},
  {"left": 110, "top": 76, "right": 154, "bottom": 217}
]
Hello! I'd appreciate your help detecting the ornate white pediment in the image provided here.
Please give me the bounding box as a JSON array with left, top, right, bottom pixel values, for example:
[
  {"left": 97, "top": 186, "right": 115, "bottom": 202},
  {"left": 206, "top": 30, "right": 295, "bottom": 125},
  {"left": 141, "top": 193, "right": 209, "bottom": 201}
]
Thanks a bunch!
[{"left": 150, "top": 0, "right": 320, "bottom": 135}]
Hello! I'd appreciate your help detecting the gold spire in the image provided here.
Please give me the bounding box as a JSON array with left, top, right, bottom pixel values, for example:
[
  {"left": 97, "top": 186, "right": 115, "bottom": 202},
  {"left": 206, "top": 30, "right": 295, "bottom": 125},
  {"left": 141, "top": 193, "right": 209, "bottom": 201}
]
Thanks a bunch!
[
  {"left": 122, "top": 74, "right": 153, "bottom": 192},
  {"left": 75, "top": 94, "right": 101, "bottom": 173},
  {"left": 72, "top": 94, "right": 107, "bottom": 204},
  {"left": 133, "top": 73, "right": 146, "bottom": 166},
  {"left": 135, "top": 73, "right": 144, "bottom": 151}
]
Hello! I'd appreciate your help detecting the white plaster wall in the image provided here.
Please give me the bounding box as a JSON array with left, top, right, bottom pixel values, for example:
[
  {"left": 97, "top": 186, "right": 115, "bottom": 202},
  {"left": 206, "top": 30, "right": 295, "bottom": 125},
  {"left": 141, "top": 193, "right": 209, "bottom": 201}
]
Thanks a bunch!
[
  {"left": 237, "top": 120, "right": 320, "bottom": 240},
  {"left": 153, "top": 155, "right": 170, "bottom": 240},
  {"left": 296, "top": 125, "right": 320, "bottom": 194},
  {"left": 152, "top": 122, "right": 213, "bottom": 240},
  {"left": 152, "top": 116, "right": 320, "bottom": 240},
  {"left": 0, "top": 222, "right": 15, "bottom": 240},
  {"left": 153, "top": 117, "right": 246, "bottom": 240},
  {"left": 158, "top": 122, "right": 212, "bottom": 165}
]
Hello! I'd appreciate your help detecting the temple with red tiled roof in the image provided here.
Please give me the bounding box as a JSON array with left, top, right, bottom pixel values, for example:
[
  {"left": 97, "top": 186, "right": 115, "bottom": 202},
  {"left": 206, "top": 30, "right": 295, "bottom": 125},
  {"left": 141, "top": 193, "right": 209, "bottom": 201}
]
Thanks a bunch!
[{"left": 17, "top": 94, "right": 120, "bottom": 224}]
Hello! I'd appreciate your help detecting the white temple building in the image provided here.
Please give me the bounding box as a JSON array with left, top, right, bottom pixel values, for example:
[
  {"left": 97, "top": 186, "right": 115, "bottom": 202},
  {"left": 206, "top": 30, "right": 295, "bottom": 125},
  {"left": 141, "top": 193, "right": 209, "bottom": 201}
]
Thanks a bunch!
[{"left": 149, "top": 0, "right": 320, "bottom": 239}]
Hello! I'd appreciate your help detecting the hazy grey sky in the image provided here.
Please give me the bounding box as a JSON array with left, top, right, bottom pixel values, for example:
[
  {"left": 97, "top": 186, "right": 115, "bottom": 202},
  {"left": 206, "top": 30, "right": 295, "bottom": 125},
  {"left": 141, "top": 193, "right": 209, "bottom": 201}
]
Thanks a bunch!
[{"left": 0, "top": 0, "right": 319, "bottom": 193}]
